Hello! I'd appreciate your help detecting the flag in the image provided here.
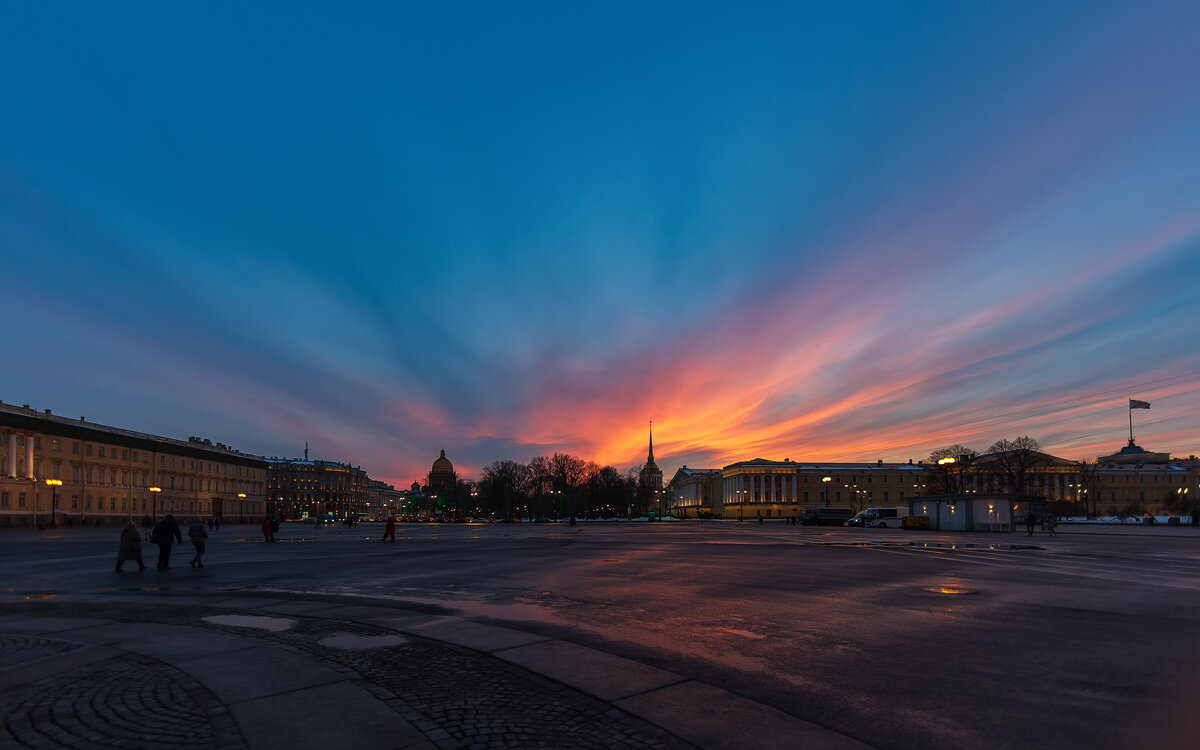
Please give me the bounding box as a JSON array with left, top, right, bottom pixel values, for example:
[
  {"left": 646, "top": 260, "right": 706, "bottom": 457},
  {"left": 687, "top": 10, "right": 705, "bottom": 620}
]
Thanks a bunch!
[{"left": 1129, "top": 399, "right": 1151, "bottom": 409}]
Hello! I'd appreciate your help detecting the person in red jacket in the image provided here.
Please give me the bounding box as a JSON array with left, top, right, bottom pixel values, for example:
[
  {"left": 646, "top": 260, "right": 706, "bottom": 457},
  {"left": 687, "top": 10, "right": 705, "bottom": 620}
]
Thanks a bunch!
[
  {"left": 261, "top": 517, "right": 274, "bottom": 543},
  {"left": 382, "top": 515, "right": 396, "bottom": 542}
]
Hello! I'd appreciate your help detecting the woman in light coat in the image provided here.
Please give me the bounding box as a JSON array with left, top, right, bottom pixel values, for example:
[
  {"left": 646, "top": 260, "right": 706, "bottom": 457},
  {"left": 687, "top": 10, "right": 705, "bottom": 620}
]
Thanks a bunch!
[{"left": 116, "top": 522, "right": 145, "bottom": 572}]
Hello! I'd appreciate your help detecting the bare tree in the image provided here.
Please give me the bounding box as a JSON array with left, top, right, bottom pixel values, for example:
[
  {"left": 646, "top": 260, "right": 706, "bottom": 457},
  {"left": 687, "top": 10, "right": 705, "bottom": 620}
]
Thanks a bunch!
[
  {"left": 479, "top": 460, "right": 530, "bottom": 520},
  {"left": 927, "top": 444, "right": 977, "bottom": 494},
  {"left": 987, "top": 436, "right": 1043, "bottom": 495},
  {"left": 526, "top": 455, "right": 552, "bottom": 519}
]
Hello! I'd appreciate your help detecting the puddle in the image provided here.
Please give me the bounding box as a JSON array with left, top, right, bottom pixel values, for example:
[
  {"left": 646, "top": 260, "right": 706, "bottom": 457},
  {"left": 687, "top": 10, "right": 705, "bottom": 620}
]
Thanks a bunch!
[
  {"left": 24, "top": 593, "right": 57, "bottom": 601},
  {"left": 925, "top": 586, "right": 977, "bottom": 595},
  {"left": 203, "top": 614, "right": 295, "bottom": 631},
  {"left": 719, "top": 628, "right": 767, "bottom": 639},
  {"left": 319, "top": 632, "right": 407, "bottom": 650}
]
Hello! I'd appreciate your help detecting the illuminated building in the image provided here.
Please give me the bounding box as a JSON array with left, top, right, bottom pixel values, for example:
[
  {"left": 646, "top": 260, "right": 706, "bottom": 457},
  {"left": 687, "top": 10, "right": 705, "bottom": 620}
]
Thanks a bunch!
[
  {"left": 266, "top": 457, "right": 369, "bottom": 520},
  {"left": 0, "top": 401, "right": 266, "bottom": 527}
]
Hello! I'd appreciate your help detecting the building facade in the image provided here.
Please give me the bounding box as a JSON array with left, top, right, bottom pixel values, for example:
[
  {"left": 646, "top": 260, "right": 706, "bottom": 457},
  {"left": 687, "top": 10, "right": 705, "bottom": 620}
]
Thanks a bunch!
[
  {"left": 666, "top": 466, "right": 722, "bottom": 518},
  {"left": 719, "top": 458, "right": 928, "bottom": 520},
  {"left": 266, "top": 458, "right": 369, "bottom": 520},
  {"left": 0, "top": 402, "right": 266, "bottom": 527}
]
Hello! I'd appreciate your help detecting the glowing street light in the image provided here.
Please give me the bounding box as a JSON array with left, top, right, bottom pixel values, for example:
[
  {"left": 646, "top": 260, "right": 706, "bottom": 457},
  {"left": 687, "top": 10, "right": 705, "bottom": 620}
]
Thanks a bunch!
[
  {"left": 149, "top": 486, "right": 161, "bottom": 518},
  {"left": 45, "top": 478, "right": 62, "bottom": 528},
  {"left": 822, "top": 476, "right": 831, "bottom": 507}
]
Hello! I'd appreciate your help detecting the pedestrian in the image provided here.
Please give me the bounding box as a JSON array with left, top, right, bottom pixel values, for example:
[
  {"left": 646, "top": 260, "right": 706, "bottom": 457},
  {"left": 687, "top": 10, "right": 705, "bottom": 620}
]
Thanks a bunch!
[
  {"left": 382, "top": 514, "right": 396, "bottom": 542},
  {"left": 141, "top": 513, "right": 153, "bottom": 540},
  {"left": 116, "top": 522, "right": 146, "bottom": 572},
  {"left": 1025, "top": 510, "right": 1037, "bottom": 536},
  {"left": 213, "top": 516, "right": 220, "bottom": 532},
  {"left": 758, "top": 514, "right": 764, "bottom": 525},
  {"left": 151, "top": 514, "right": 182, "bottom": 569},
  {"left": 188, "top": 517, "right": 209, "bottom": 567},
  {"left": 261, "top": 516, "right": 274, "bottom": 542}
]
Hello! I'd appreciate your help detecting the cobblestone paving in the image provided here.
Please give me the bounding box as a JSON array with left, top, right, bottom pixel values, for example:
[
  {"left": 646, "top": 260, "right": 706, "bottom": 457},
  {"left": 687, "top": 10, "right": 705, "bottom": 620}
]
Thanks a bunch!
[
  {"left": 1, "top": 649, "right": 245, "bottom": 749},
  {"left": 0, "top": 635, "right": 87, "bottom": 670},
  {"left": 1, "top": 601, "right": 696, "bottom": 750}
]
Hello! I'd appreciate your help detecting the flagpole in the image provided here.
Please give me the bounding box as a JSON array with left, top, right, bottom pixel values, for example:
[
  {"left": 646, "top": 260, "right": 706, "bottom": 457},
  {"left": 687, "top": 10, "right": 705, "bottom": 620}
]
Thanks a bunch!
[{"left": 1129, "top": 401, "right": 1134, "bottom": 443}]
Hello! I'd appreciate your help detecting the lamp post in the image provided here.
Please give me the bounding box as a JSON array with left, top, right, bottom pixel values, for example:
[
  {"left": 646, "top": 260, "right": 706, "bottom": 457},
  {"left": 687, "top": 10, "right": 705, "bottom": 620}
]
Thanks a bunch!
[
  {"left": 149, "top": 486, "right": 161, "bottom": 519},
  {"left": 237, "top": 493, "right": 246, "bottom": 521},
  {"left": 45, "top": 479, "right": 62, "bottom": 528},
  {"left": 822, "top": 476, "right": 831, "bottom": 507}
]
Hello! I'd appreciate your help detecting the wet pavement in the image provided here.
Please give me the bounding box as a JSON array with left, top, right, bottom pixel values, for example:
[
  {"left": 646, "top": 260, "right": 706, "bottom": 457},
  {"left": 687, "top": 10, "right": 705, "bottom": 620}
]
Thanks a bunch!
[{"left": 4, "top": 521, "right": 1200, "bottom": 749}]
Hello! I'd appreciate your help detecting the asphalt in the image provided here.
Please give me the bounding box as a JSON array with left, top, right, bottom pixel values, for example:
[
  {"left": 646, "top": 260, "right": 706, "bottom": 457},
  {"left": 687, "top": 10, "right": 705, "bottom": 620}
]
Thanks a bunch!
[{"left": 0, "top": 588, "right": 871, "bottom": 750}]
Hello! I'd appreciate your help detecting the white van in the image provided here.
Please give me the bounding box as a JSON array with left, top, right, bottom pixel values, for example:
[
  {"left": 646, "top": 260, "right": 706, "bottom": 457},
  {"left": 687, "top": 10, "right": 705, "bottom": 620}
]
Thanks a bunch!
[{"left": 851, "top": 506, "right": 909, "bottom": 528}]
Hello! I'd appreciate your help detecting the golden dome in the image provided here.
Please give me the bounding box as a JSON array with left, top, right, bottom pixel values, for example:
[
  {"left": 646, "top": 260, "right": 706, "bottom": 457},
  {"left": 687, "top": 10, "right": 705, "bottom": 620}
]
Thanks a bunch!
[{"left": 432, "top": 448, "right": 454, "bottom": 473}]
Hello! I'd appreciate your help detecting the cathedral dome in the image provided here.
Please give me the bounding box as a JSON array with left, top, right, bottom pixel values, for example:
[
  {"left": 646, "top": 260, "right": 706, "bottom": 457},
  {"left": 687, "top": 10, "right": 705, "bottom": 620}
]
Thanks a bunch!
[{"left": 432, "top": 448, "right": 454, "bottom": 473}]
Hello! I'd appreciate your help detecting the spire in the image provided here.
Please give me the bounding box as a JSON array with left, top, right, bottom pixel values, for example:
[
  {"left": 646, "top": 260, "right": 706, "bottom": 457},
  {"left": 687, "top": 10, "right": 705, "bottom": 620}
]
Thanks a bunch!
[
  {"left": 304, "top": 441, "right": 309, "bottom": 461},
  {"left": 647, "top": 421, "right": 655, "bottom": 464}
]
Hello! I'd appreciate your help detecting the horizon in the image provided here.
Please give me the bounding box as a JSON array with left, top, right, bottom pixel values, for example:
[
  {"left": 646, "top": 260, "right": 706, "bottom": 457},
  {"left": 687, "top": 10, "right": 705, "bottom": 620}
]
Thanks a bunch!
[{"left": 3, "top": 2, "right": 1198, "bottom": 487}]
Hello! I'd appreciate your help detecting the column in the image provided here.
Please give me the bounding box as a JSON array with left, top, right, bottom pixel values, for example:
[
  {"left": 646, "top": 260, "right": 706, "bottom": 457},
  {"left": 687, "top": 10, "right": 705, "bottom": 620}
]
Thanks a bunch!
[
  {"left": 24, "top": 434, "right": 34, "bottom": 479},
  {"left": 7, "top": 432, "right": 16, "bottom": 478},
  {"left": 770, "top": 474, "right": 777, "bottom": 504}
]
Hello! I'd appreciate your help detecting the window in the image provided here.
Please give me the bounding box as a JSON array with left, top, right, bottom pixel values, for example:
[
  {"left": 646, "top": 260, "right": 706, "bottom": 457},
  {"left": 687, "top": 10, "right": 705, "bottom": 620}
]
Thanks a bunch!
[
  {"left": 71, "top": 495, "right": 78, "bottom": 510},
  {"left": 110, "top": 498, "right": 116, "bottom": 510},
  {"left": 98, "top": 446, "right": 106, "bottom": 458},
  {"left": 1, "top": 491, "right": 7, "bottom": 507},
  {"left": 19, "top": 492, "right": 27, "bottom": 507},
  {"left": 883, "top": 490, "right": 890, "bottom": 501},
  {"left": 52, "top": 439, "right": 60, "bottom": 451},
  {"left": 73, "top": 442, "right": 80, "bottom": 454},
  {"left": 86, "top": 467, "right": 93, "bottom": 483},
  {"left": 86, "top": 445, "right": 93, "bottom": 456},
  {"left": 160, "top": 456, "right": 165, "bottom": 467},
  {"left": 34, "top": 437, "right": 42, "bottom": 449},
  {"left": 122, "top": 450, "right": 128, "bottom": 460}
]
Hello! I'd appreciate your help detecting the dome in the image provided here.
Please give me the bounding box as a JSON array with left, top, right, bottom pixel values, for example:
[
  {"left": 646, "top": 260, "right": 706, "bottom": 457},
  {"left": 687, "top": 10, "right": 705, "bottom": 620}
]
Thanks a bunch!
[{"left": 432, "top": 448, "right": 454, "bottom": 473}]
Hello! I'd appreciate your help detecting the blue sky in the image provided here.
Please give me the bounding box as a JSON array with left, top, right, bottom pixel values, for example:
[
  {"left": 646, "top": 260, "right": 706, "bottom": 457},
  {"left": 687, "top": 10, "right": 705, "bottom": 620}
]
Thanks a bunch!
[{"left": 3, "top": 1, "right": 1198, "bottom": 485}]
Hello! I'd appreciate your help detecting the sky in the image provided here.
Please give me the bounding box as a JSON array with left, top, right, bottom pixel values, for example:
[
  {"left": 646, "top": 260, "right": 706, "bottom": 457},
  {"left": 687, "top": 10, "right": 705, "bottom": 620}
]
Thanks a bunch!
[{"left": 2, "top": 1, "right": 1199, "bottom": 487}]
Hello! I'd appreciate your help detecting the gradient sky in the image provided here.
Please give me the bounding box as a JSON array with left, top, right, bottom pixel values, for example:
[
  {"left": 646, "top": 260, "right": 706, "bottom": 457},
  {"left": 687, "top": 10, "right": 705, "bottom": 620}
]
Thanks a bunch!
[{"left": 3, "top": 1, "right": 1199, "bottom": 487}]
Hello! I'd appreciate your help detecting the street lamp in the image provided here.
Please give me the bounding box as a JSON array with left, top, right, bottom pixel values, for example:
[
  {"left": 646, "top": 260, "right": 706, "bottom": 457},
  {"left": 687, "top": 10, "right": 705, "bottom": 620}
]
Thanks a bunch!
[
  {"left": 822, "top": 477, "right": 831, "bottom": 507},
  {"left": 149, "top": 487, "right": 161, "bottom": 518},
  {"left": 237, "top": 493, "right": 246, "bottom": 520},
  {"left": 45, "top": 479, "right": 62, "bottom": 528}
]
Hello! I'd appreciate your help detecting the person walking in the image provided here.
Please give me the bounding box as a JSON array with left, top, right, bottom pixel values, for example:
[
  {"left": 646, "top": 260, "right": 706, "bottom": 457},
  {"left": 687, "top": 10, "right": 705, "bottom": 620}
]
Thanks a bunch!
[
  {"left": 116, "top": 522, "right": 146, "bottom": 572},
  {"left": 141, "top": 513, "right": 154, "bottom": 540},
  {"left": 261, "top": 516, "right": 274, "bottom": 542},
  {"left": 188, "top": 517, "right": 209, "bottom": 567},
  {"left": 382, "top": 514, "right": 396, "bottom": 542},
  {"left": 1045, "top": 513, "right": 1058, "bottom": 537},
  {"left": 151, "top": 514, "right": 182, "bottom": 569},
  {"left": 1025, "top": 510, "right": 1037, "bottom": 536},
  {"left": 213, "top": 516, "right": 220, "bottom": 532}
]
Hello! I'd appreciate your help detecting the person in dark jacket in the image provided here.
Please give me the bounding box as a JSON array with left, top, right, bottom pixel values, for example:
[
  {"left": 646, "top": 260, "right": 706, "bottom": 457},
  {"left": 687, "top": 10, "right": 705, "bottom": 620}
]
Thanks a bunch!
[
  {"left": 152, "top": 514, "right": 183, "bottom": 569},
  {"left": 188, "top": 518, "right": 209, "bottom": 567},
  {"left": 261, "top": 517, "right": 274, "bottom": 542},
  {"left": 382, "top": 515, "right": 396, "bottom": 542},
  {"left": 116, "top": 522, "right": 146, "bottom": 572}
]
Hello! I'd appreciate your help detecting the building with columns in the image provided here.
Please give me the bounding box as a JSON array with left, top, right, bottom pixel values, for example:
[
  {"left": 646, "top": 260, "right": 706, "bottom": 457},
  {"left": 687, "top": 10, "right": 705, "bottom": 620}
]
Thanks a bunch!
[
  {"left": 719, "top": 458, "right": 928, "bottom": 520},
  {"left": 666, "top": 466, "right": 722, "bottom": 518},
  {"left": 0, "top": 401, "right": 267, "bottom": 527}
]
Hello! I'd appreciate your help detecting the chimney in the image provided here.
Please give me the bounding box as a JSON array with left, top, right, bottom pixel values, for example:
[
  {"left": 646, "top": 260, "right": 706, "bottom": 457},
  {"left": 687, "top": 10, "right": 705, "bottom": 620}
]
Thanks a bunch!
[
  {"left": 877, "top": 459, "right": 883, "bottom": 465},
  {"left": 908, "top": 458, "right": 913, "bottom": 465}
]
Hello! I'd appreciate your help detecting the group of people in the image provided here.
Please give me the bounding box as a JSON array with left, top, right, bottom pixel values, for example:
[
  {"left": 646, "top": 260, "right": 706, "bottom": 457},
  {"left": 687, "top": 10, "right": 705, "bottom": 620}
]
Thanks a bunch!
[{"left": 117, "top": 514, "right": 211, "bottom": 571}]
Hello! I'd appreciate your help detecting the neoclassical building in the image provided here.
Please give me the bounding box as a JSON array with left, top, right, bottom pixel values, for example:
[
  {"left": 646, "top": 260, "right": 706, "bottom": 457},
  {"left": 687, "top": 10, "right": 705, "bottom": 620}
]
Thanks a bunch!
[
  {"left": 428, "top": 448, "right": 456, "bottom": 493},
  {"left": 0, "top": 401, "right": 266, "bottom": 527},
  {"left": 266, "top": 457, "right": 369, "bottom": 520}
]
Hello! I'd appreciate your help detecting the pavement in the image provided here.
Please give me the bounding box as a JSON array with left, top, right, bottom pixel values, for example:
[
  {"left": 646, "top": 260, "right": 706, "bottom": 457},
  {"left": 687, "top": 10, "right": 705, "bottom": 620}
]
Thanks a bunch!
[{"left": 0, "top": 588, "right": 870, "bottom": 750}]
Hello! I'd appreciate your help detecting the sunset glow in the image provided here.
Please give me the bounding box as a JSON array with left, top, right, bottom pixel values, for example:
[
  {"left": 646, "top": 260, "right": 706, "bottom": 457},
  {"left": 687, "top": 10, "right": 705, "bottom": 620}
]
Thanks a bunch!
[{"left": 2, "top": 2, "right": 1198, "bottom": 486}]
